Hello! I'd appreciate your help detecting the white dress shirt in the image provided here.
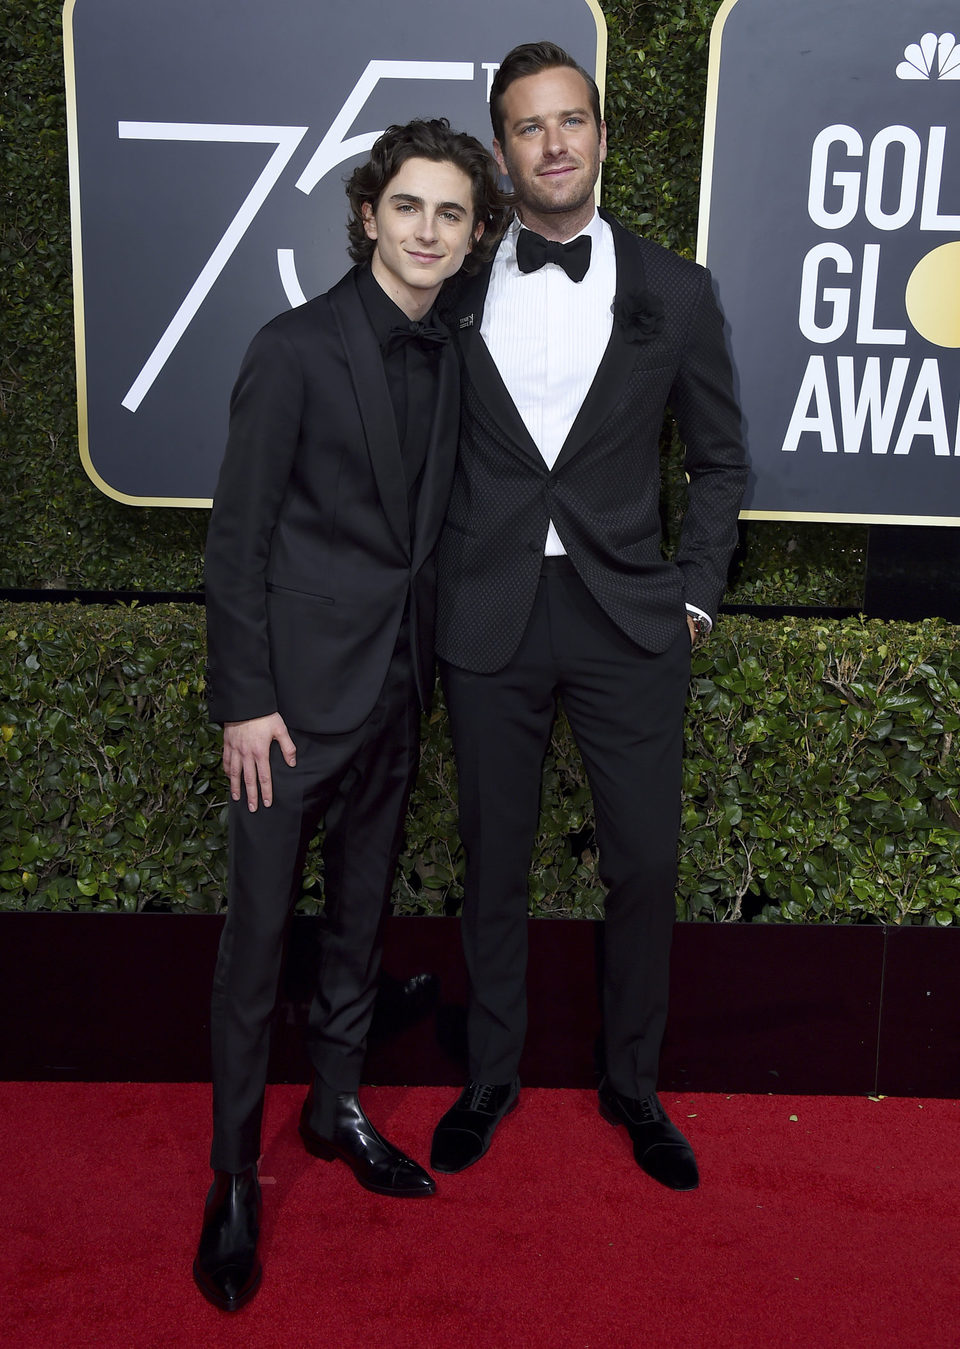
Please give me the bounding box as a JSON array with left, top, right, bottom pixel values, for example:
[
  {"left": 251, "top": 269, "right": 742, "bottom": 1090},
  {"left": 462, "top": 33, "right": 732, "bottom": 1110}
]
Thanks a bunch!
[
  {"left": 481, "top": 212, "right": 614, "bottom": 555},
  {"left": 480, "top": 211, "right": 711, "bottom": 630}
]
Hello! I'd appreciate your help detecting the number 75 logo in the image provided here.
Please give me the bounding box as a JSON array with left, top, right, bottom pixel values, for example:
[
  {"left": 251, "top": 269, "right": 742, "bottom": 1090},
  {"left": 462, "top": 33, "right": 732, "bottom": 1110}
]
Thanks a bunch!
[
  {"left": 117, "top": 60, "right": 475, "bottom": 412},
  {"left": 64, "top": 0, "right": 600, "bottom": 503}
]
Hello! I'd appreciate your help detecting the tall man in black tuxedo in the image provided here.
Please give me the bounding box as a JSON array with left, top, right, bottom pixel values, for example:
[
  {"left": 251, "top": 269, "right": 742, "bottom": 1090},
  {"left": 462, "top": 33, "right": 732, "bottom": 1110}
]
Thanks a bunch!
[
  {"left": 196, "top": 119, "right": 505, "bottom": 1312},
  {"left": 430, "top": 44, "right": 747, "bottom": 1190}
]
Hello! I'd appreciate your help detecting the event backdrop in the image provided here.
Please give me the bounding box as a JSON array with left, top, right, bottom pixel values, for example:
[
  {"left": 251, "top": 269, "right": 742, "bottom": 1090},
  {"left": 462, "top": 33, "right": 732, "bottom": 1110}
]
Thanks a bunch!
[
  {"left": 700, "top": 0, "right": 960, "bottom": 524},
  {"left": 64, "top": 0, "right": 605, "bottom": 504}
]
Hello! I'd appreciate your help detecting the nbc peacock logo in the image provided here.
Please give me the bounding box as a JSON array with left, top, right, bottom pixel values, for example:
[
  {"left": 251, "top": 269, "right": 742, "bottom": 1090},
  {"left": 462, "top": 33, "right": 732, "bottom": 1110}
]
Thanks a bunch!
[{"left": 896, "top": 32, "right": 960, "bottom": 80}]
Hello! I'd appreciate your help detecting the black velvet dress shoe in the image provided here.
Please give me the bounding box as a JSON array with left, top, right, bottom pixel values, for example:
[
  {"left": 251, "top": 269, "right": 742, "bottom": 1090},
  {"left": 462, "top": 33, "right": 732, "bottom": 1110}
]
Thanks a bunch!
[
  {"left": 598, "top": 1080, "right": 699, "bottom": 1191},
  {"left": 299, "top": 1092, "right": 435, "bottom": 1197},
  {"left": 370, "top": 972, "right": 440, "bottom": 1039},
  {"left": 193, "top": 1166, "right": 262, "bottom": 1312},
  {"left": 430, "top": 1079, "right": 520, "bottom": 1173}
]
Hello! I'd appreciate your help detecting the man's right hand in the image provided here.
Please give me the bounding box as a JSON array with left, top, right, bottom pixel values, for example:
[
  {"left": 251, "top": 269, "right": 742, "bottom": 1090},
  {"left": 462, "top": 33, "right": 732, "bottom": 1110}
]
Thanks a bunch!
[{"left": 222, "top": 713, "right": 297, "bottom": 812}]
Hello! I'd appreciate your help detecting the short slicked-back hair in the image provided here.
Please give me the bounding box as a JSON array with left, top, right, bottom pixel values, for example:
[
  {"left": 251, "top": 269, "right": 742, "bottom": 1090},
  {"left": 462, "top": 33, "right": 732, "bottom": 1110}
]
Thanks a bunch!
[
  {"left": 345, "top": 118, "right": 509, "bottom": 274},
  {"left": 489, "top": 41, "right": 603, "bottom": 144}
]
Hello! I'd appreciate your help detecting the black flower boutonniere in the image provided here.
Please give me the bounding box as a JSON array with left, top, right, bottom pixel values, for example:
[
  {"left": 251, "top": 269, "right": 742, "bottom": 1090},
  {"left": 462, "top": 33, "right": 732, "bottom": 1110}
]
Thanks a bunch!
[{"left": 613, "top": 290, "right": 664, "bottom": 344}]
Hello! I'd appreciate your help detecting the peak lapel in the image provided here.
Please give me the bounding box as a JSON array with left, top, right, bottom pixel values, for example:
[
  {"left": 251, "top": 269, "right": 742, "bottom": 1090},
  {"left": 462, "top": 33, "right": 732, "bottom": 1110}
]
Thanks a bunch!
[
  {"left": 553, "top": 219, "right": 651, "bottom": 473},
  {"left": 449, "top": 261, "right": 543, "bottom": 467},
  {"left": 411, "top": 341, "right": 459, "bottom": 571},
  {"left": 330, "top": 271, "right": 409, "bottom": 557}
]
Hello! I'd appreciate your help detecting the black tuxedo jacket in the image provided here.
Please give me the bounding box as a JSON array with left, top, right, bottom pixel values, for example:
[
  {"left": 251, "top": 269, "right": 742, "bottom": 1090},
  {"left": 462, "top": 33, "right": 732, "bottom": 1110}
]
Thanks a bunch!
[
  {"left": 436, "top": 213, "right": 748, "bottom": 673},
  {"left": 205, "top": 268, "right": 459, "bottom": 733}
]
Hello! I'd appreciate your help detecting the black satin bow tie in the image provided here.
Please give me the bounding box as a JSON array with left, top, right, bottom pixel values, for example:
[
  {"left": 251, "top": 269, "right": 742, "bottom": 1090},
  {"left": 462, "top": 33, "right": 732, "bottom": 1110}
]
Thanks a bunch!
[
  {"left": 516, "top": 229, "right": 592, "bottom": 282},
  {"left": 383, "top": 321, "right": 450, "bottom": 356}
]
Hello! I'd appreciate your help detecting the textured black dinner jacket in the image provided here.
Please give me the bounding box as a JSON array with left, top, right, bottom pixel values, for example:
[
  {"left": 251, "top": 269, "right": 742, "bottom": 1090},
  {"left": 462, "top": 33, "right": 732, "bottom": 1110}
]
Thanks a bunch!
[
  {"left": 205, "top": 267, "right": 459, "bottom": 733},
  {"left": 435, "top": 212, "right": 748, "bottom": 674}
]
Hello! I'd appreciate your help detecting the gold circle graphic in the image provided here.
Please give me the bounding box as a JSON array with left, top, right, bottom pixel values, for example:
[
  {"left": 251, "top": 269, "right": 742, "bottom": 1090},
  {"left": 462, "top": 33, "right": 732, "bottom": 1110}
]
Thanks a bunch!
[{"left": 905, "top": 241, "right": 960, "bottom": 348}]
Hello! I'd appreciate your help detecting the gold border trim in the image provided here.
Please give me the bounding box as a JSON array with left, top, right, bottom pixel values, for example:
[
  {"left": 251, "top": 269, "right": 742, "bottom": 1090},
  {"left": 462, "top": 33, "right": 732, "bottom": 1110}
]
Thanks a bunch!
[
  {"left": 586, "top": 0, "right": 608, "bottom": 107},
  {"left": 64, "top": 2, "right": 207, "bottom": 506},
  {"left": 740, "top": 509, "right": 960, "bottom": 527},
  {"left": 697, "top": 0, "right": 740, "bottom": 266},
  {"left": 585, "top": 0, "right": 608, "bottom": 204}
]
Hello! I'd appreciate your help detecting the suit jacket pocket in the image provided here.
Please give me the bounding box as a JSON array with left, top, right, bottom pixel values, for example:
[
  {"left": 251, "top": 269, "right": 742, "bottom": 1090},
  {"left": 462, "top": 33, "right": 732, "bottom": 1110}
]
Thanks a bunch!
[
  {"left": 627, "top": 359, "right": 671, "bottom": 376},
  {"left": 441, "top": 518, "right": 478, "bottom": 539},
  {"left": 265, "top": 581, "right": 335, "bottom": 604}
]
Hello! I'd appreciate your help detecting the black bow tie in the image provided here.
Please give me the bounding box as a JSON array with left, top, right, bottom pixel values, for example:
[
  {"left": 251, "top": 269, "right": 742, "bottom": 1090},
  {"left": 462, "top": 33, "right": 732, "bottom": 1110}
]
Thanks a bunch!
[
  {"left": 515, "top": 229, "right": 592, "bottom": 282},
  {"left": 383, "top": 321, "right": 450, "bottom": 356}
]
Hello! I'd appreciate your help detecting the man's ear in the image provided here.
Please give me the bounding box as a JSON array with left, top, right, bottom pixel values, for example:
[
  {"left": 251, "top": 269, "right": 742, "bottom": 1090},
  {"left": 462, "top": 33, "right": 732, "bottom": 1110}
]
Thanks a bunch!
[
  {"left": 468, "top": 219, "right": 485, "bottom": 253},
  {"left": 492, "top": 138, "right": 507, "bottom": 177},
  {"left": 361, "top": 202, "right": 377, "bottom": 240}
]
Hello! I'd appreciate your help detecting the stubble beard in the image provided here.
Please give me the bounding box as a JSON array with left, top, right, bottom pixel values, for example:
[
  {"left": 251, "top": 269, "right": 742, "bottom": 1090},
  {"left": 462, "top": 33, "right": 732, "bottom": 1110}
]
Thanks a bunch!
[{"left": 508, "top": 151, "right": 601, "bottom": 229}]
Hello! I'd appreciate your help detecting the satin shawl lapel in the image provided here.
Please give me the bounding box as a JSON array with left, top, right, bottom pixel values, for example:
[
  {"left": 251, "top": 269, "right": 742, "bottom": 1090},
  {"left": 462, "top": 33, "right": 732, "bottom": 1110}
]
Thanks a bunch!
[
  {"left": 329, "top": 271, "right": 409, "bottom": 557},
  {"left": 411, "top": 340, "right": 459, "bottom": 572},
  {"left": 552, "top": 217, "right": 651, "bottom": 473},
  {"left": 450, "top": 263, "right": 543, "bottom": 466}
]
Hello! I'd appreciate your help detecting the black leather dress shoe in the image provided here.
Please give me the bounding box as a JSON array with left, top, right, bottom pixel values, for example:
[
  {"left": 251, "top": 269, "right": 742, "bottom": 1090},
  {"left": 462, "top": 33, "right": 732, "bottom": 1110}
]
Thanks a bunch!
[
  {"left": 193, "top": 1166, "right": 262, "bottom": 1312},
  {"left": 598, "top": 1080, "right": 699, "bottom": 1191},
  {"left": 299, "top": 1092, "right": 435, "bottom": 1196},
  {"left": 430, "top": 1079, "right": 520, "bottom": 1173}
]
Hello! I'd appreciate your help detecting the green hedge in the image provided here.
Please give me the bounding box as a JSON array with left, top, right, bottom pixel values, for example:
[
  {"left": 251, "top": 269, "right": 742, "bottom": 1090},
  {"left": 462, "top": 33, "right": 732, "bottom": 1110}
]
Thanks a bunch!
[
  {"left": 0, "top": 0, "right": 866, "bottom": 602},
  {"left": 3, "top": 602, "right": 958, "bottom": 923}
]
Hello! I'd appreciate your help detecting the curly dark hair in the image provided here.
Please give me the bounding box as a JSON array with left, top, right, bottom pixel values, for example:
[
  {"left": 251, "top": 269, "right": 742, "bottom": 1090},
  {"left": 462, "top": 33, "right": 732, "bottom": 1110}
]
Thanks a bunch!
[
  {"left": 489, "top": 41, "right": 603, "bottom": 145},
  {"left": 346, "top": 118, "right": 509, "bottom": 274}
]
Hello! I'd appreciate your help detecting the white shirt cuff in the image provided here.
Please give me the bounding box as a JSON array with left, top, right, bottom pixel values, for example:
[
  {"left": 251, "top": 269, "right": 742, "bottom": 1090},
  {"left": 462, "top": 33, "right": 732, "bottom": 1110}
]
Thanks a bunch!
[{"left": 685, "top": 603, "right": 712, "bottom": 633}]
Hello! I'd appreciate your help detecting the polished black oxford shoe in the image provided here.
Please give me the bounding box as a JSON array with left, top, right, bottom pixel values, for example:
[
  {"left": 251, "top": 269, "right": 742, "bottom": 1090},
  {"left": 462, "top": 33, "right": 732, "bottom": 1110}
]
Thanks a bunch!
[
  {"left": 193, "top": 1165, "right": 262, "bottom": 1312},
  {"left": 299, "top": 1091, "right": 435, "bottom": 1196},
  {"left": 598, "top": 1080, "right": 700, "bottom": 1191},
  {"left": 430, "top": 1078, "right": 520, "bottom": 1173}
]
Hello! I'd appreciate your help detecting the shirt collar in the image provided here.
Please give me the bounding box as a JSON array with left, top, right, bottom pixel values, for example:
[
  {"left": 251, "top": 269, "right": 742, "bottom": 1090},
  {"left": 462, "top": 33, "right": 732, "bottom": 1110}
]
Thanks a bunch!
[
  {"left": 505, "top": 208, "right": 604, "bottom": 266},
  {"left": 356, "top": 264, "right": 435, "bottom": 348}
]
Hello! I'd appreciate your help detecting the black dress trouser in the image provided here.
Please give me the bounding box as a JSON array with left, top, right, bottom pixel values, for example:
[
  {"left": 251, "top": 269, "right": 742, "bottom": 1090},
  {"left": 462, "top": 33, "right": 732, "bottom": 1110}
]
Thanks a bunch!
[
  {"left": 441, "top": 559, "right": 691, "bottom": 1099},
  {"left": 209, "top": 630, "right": 419, "bottom": 1173}
]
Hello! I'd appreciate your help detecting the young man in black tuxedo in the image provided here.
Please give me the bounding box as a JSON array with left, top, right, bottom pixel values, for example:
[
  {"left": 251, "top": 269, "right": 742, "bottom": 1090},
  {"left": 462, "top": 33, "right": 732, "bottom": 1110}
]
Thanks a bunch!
[
  {"left": 195, "top": 119, "right": 505, "bottom": 1312},
  {"left": 430, "top": 44, "right": 748, "bottom": 1190}
]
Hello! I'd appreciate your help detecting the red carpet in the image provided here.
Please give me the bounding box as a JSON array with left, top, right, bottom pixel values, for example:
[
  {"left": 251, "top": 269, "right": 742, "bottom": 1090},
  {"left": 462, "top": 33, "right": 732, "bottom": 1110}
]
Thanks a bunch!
[{"left": 3, "top": 1084, "right": 959, "bottom": 1347}]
